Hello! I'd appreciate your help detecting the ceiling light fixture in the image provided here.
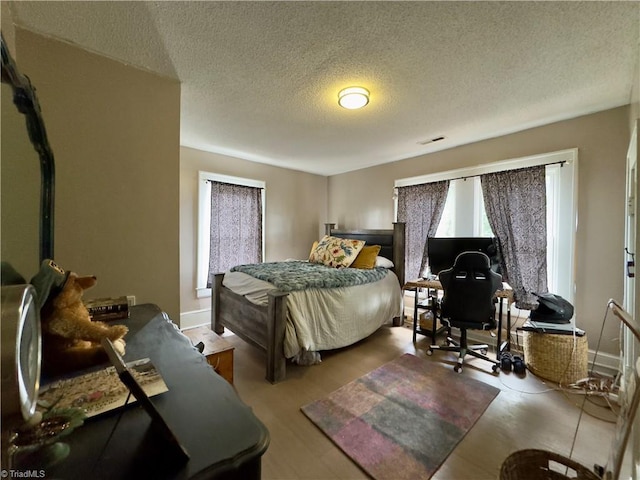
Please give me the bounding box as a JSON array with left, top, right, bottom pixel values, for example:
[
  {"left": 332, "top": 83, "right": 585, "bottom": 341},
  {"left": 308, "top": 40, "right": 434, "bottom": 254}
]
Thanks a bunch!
[{"left": 338, "top": 87, "right": 370, "bottom": 109}]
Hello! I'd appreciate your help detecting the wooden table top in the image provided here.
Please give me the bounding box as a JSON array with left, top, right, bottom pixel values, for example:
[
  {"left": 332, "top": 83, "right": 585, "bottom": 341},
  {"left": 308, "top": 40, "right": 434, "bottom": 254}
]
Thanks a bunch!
[{"left": 404, "top": 278, "right": 514, "bottom": 304}]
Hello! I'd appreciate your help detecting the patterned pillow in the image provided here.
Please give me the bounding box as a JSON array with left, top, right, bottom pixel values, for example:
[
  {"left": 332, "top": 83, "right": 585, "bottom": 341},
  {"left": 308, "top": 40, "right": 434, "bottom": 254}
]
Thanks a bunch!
[
  {"left": 308, "top": 235, "right": 365, "bottom": 268},
  {"left": 309, "top": 241, "right": 319, "bottom": 258}
]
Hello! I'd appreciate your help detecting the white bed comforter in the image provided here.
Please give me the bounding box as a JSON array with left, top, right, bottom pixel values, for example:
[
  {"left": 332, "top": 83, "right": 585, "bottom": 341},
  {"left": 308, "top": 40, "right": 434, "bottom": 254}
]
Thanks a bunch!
[{"left": 222, "top": 270, "right": 403, "bottom": 364}]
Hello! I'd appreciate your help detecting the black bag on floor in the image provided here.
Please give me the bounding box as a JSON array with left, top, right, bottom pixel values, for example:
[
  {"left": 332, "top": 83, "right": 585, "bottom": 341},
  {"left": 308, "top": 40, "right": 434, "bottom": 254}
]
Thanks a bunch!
[{"left": 530, "top": 292, "right": 573, "bottom": 323}]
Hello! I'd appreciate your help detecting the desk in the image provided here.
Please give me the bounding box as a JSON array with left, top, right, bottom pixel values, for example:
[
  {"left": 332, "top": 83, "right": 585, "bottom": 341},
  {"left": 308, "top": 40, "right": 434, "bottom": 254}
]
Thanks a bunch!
[
  {"left": 403, "top": 279, "right": 514, "bottom": 358},
  {"left": 32, "top": 304, "right": 269, "bottom": 479}
]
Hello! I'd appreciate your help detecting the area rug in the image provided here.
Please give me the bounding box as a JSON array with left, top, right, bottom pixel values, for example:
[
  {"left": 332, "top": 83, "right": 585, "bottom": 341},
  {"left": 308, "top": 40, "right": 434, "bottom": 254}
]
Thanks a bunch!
[{"left": 301, "top": 353, "right": 500, "bottom": 480}]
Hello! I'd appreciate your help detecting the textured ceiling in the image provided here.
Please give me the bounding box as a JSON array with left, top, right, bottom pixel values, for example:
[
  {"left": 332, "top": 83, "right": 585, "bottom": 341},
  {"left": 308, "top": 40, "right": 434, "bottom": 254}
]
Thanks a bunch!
[{"left": 9, "top": 1, "right": 640, "bottom": 176}]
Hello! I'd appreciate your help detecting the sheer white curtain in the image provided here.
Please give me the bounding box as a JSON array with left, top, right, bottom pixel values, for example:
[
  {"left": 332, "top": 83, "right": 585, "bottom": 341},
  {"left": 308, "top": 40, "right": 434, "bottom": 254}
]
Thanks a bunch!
[
  {"left": 397, "top": 181, "right": 449, "bottom": 279},
  {"left": 207, "top": 181, "right": 263, "bottom": 287},
  {"left": 481, "top": 166, "right": 547, "bottom": 309}
]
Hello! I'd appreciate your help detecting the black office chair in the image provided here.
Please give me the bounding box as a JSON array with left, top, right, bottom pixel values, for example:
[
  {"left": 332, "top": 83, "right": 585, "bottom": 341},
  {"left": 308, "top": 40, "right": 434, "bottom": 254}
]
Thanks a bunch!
[{"left": 427, "top": 251, "right": 502, "bottom": 373}]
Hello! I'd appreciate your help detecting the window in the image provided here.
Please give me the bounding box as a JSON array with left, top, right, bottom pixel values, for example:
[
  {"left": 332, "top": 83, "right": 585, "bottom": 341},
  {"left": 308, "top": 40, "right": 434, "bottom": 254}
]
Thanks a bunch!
[
  {"left": 196, "top": 172, "right": 265, "bottom": 298},
  {"left": 395, "top": 149, "right": 577, "bottom": 304},
  {"left": 435, "top": 178, "right": 494, "bottom": 237},
  {"left": 475, "top": 180, "right": 494, "bottom": 237},
  {"left": 435, "top": 181, "right": 456, "bottom": 237}
]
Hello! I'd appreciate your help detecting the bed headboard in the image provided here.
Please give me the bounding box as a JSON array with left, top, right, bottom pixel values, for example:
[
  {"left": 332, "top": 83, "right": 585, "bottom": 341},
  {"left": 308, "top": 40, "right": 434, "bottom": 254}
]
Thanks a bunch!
[{"left": 325, "top": 222, "right": 406, "bottom": 286}]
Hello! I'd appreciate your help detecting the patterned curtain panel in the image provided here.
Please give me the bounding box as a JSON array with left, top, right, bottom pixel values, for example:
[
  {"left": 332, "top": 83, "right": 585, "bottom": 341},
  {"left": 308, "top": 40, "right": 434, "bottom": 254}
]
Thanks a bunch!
[
  {"left": 397, "top": 181, "right": 449, "bottom": 279},
  {"left": 207, "top": 181, "right": 263, "bottom": 287},
  {"left": 481, "top": 166, "right": 547, "bottom": 309}
]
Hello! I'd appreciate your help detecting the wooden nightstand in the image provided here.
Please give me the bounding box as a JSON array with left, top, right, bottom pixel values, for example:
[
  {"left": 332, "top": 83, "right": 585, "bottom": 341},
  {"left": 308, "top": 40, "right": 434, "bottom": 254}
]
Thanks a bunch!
[{"left": 182, "top": 326, "right": 234, "bottom": 384}]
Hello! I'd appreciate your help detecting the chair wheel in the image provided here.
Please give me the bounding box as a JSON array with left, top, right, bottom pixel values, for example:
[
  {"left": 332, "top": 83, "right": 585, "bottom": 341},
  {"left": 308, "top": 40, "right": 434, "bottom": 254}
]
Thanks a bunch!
[
  {"left": 454, "top": 364, "right": 462, "bottom": 373},
  {"left": 480, "top": 348, "right": 488, "bottom": 355},
  {"left": 492, "top": 364, "right": 500, "bottom": 373},
  {"left": 426, "top": 348, "right": 433, "bottom": 356}
]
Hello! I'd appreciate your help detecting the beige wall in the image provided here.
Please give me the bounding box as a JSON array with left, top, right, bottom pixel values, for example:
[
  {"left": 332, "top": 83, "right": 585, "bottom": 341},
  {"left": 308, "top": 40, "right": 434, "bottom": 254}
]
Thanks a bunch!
[
  {"left": 328, "top": 107, "right": 630, "bottom": 356},
  {"left": 1, "top": 82, "right": 40, "bottom": 278},
  {"left": 631, "top": 38, "right": 639, "bottom": 130},
  {"left": 13, "top": 29, "right": 182, "bottom": 320},
  {"left": 179, "top": 147, "right": 327, "bottom": 324},
  {"left": 1, "top": 3, "right": 15, "bottom": 54}
]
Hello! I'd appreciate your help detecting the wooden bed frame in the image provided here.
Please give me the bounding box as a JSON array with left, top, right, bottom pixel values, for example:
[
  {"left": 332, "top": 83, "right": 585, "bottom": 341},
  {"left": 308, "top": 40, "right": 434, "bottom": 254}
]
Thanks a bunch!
[{"left": 212, "top": 222, "right": 406, "bottom": 383}]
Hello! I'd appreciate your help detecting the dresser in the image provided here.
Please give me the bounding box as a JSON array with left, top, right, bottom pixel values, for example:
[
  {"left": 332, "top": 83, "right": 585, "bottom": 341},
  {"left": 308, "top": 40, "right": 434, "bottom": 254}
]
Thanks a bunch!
[{"left": 36, "top": 304, "right": 269, "bottom": 479}]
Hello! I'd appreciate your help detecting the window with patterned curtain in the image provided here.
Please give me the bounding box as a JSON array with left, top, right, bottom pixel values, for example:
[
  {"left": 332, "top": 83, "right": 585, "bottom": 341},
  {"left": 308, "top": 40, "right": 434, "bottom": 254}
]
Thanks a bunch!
[
  {"left": 481, "top": 165, "right": 547, "bottom": 309},
  {"left": 207, "top": 181, "right": 263, "bottom": 288},
  {"left": 396, "top": 181, "right": 450, "bottom": 279}
]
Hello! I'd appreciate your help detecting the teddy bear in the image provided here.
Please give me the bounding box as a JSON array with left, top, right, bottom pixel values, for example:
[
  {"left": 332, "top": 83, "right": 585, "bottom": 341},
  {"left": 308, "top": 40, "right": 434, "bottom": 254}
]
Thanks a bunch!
[{"left": 31, "top": 260, "right": 129, "bottom": 376}]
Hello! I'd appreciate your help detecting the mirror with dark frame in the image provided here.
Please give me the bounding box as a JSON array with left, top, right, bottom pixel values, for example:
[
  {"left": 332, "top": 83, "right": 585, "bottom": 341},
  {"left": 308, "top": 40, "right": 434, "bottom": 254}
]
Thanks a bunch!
[
  {"left": 1, "top": 32, "right": 57, "bottom": 470},
  {"left": 1, "top": 32, "right": 55, "bottom": 281}
]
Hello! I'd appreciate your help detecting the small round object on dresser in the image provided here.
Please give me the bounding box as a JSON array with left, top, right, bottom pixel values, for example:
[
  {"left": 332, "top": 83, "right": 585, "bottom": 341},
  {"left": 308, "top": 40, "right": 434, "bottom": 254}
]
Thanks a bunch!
[{"left": 1, "top": 284, "right": 42, "bottom": 426}]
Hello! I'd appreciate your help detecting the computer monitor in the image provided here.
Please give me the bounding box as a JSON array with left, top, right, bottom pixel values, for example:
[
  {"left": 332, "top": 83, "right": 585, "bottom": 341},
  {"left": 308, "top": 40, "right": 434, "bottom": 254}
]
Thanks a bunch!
[{"left": 427, "top": 237, "right": 501, "bottom": 275}]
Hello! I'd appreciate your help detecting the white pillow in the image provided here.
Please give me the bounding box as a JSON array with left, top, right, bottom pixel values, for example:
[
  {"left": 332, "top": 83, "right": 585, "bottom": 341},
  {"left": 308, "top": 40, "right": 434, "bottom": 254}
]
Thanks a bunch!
[{"left": 375, "top": 256, "right": 394, "bottom": 269}]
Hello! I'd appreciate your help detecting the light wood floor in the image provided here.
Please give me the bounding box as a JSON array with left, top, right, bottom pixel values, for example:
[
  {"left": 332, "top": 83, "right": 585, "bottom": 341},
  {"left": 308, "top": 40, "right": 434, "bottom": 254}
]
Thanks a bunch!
[{"left": 223, "top": 315, "right": 620, "bottom": 480}]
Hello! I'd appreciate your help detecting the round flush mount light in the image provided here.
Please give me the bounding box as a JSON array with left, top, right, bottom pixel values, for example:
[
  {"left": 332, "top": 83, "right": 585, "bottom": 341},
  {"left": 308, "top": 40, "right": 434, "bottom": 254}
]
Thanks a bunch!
[{"left": 338, "top": 87, "right": 370, "bottom": 109}]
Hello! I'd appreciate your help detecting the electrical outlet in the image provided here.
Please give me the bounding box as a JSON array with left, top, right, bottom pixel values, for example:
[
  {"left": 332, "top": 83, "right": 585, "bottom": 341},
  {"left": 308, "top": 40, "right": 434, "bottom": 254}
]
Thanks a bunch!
[{"left": 126, "top": 295, "right": 136, "bottom": 307}]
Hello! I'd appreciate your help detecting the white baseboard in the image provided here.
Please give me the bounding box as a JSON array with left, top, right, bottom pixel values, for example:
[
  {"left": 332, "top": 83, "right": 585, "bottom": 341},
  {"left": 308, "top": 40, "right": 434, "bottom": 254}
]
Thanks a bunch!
[{"left": 179, "top": 308, "right": 211, "bottom": 330}]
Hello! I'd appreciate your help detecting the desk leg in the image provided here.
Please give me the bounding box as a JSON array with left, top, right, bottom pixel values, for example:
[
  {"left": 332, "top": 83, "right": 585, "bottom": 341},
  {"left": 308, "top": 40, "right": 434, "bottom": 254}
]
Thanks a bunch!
[
  {"left": 496, "top": 298, "right": 511, "bottom": 359},
  {"left": 412, "top": 288, "right": 418, "bottom": 343},
  {"left": 430, "top": 291, "right": 437, "bottom": 342},
  {"left": 496, "top": 298, "right": 503, "bottom": 360},
  {"left": 506, "top": 307, "right": 511, "bottom": 352}
]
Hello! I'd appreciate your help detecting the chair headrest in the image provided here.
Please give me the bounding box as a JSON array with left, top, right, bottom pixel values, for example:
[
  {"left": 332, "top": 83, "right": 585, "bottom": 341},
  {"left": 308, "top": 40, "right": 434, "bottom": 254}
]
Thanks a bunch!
[{"left": 453, "top": 251, "right": 491, "bottom": 269}]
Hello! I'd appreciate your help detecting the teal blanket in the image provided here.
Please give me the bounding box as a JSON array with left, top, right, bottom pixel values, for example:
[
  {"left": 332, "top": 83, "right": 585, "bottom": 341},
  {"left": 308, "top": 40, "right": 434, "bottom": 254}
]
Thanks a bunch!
[{"left": 230, "top": 261, "right": 388, "bottom": 292}]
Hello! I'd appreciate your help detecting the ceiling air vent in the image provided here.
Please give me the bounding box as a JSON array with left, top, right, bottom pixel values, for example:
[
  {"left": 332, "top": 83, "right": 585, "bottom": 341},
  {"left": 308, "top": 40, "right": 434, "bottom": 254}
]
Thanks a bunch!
[{"left": 417, "top": 136, "right": 445, "bottom": 146}]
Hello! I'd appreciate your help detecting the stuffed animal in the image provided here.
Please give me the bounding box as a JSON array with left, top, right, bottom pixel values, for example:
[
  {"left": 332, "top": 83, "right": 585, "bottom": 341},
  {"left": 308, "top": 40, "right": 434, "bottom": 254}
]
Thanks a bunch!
[{"left": 32, "top": 261, "right": 129, "bottom": 376}]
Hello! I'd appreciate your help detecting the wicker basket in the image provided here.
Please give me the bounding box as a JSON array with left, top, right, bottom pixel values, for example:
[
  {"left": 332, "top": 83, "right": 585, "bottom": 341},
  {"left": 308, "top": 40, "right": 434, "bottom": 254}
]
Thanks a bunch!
[
  {"left": 522, "top": 331, "right": 588, "bottom": 385},
  {"left": 500, "top": 449, "right": 601, "bottom": 480}
]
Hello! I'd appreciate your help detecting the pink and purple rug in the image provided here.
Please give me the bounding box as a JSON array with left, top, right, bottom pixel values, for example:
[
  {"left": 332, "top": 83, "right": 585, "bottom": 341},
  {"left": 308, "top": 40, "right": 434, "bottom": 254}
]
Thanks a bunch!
[{"left": 301, "top": 353, "right": 500, "bottom": 479}]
